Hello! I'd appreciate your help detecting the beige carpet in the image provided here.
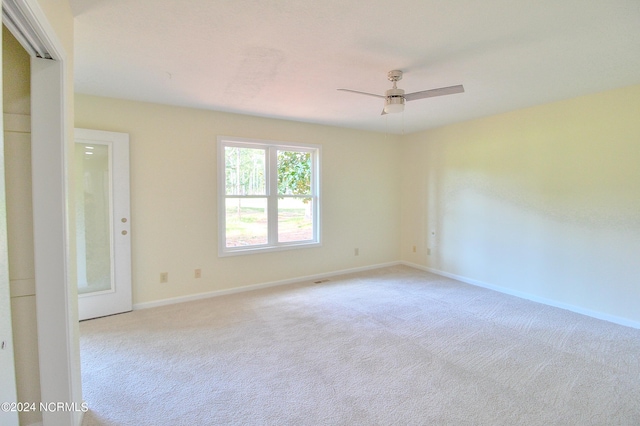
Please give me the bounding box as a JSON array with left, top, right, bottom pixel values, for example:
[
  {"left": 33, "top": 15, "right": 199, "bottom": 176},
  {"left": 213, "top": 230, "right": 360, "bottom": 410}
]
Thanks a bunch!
[{"left": 80, "top": 265, "right": 640, "bottom": 425}]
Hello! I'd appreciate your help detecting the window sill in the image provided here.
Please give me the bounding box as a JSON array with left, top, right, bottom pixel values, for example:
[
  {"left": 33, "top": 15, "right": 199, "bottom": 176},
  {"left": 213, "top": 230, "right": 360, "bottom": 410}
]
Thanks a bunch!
[{"left": 218, "top": 241, "right": 322, "bottom": 257}]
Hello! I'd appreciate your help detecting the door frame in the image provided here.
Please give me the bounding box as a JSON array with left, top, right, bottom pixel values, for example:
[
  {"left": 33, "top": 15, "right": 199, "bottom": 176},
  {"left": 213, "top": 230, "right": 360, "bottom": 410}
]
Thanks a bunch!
[
  {"left": 2, "top": 0, "right": 80, "bottom": 425},
  {"left": 32, "top": 56, "right": 79, "bottom": 426}
]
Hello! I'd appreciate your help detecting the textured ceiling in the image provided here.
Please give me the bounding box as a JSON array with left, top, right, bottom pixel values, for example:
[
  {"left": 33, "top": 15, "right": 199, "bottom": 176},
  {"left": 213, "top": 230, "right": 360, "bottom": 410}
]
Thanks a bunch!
[{"left": 72, "top": 0, "right": 640, "bottom": 134}]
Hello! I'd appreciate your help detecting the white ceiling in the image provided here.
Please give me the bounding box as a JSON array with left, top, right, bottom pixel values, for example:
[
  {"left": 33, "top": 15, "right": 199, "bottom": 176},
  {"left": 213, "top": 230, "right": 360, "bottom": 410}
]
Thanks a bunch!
[{"left": 71, "top": 0, "right": 640, "bottom": 134}]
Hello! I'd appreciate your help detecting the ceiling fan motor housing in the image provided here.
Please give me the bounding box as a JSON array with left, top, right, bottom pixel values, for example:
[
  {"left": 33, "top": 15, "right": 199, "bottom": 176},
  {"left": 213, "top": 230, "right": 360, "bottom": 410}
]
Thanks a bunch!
[{"left": 388, "top": 70, "right": 403, "bottom": 82}]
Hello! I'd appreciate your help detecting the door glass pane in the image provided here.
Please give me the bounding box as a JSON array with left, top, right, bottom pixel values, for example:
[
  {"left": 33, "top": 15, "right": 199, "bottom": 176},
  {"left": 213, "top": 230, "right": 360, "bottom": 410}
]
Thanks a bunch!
[
  {"left": 278, "top": 198, "right": 313, "bottom": 242},
  {"left": 225, "top": 198, "right": 268, "bottom": 247},
  {"left": 225, "top": 147, "right": 266, "bottom": 195},
  {"left": 76, "top": 143, "right": 113, "bottom": 295}
]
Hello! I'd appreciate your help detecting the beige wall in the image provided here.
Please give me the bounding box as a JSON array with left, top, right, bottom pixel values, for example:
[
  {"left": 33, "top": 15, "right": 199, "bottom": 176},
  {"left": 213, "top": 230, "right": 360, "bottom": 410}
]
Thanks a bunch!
[
  {"left": 75, "top": 94, "right": 402, "bottom": 305},
  {"left": 2, "top": 27, "right": 29, "bottom": 114},
  {"left": 401, "top": 84, "right": 640, "bottom": 324},
  {"left": 75, "top": 84, "right": 640, "bottom": 326}
]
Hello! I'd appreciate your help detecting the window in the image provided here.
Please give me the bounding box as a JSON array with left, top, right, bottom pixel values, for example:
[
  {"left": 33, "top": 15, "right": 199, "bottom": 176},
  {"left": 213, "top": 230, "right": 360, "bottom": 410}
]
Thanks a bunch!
[{"left": 218, "top": 136, "right": 321, "bottom": 255}]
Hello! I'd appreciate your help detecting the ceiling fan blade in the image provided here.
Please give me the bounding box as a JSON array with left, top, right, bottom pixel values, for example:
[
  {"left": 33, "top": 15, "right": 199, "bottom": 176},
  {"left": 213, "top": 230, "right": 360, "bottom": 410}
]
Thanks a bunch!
[
  {"left": 337, "top": 88, "right": 385, "bottom": 99},
  {"left": 404, "top": 85, "right": 464, "bottom": 102}
]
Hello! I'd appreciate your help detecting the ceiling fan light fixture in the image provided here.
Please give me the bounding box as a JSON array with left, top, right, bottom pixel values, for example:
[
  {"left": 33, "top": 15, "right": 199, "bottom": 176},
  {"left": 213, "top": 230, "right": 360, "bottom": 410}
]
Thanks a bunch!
[
  {"left": 384, "top": 87, "right": 405, "bottom": 113},
  {"left": 384, "top": 96, "right": 405, "bottom": 114}
]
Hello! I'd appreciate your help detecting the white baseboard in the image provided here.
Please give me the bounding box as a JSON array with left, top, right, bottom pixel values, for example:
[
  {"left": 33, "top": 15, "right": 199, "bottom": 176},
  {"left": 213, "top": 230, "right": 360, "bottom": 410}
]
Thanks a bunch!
[
  {"left": 134, "top": 260, "right": 640, "bottom": 330},
  {"left": 402, "top": 261, "right": 640, "bottom": 330},
  {"left": 133, "top": 261, "right": 401, "bottom": 311}
]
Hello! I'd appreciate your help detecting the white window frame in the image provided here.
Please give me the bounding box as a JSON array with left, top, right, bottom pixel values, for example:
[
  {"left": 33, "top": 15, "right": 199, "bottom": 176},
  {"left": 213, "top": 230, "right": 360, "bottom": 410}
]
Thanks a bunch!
[{"left": 217, "top": 136, "right": 321, "bottom": 256}]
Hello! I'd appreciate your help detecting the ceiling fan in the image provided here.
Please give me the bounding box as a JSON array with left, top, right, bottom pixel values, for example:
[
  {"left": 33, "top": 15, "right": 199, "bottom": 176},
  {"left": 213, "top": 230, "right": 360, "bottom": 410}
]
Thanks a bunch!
[{"left": 338, "top": 70, "right": 464, "bottom": 115}]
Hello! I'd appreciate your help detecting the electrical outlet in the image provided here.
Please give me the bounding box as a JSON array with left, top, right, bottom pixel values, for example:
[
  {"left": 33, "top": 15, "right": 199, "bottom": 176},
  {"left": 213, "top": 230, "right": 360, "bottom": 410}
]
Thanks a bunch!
[
  {"left": 160, "top": 272, "right": 168, "bottom": 283},
  {"left": 427, "top": 248, "right": 432, "bottom": 256},
  {"left": 354, "top": 248, "right": 359, "bottom": 256},
  {"left": 412, "top": 245, "right": 417, "bottom": 253},
  {"left": 195, "top": 269, "right": 201, "bottom": 278}
]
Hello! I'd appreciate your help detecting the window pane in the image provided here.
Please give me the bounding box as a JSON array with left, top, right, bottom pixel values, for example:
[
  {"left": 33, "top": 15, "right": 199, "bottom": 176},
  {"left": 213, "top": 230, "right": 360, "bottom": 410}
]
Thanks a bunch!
[
  {"left": 278, "top": 198, "right": 313, "bottom": 242},
  {"left": 225, "top": 147, "right": 266, "bottom": 195},
  {"left": 277, "top": 150, "right": 311, "bottom": 195},
  {"left": 225, "top": 198, "right": 268, "bottom": 247},
  {"left": 219, "top": 138, "right": 320, "bottom": 255}
]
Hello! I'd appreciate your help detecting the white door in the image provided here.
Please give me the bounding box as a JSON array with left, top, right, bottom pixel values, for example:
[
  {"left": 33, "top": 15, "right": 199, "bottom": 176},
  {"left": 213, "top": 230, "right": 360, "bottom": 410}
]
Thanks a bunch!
[{"left": 75, "top": 128, "right": 132, "bottom": 321}]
